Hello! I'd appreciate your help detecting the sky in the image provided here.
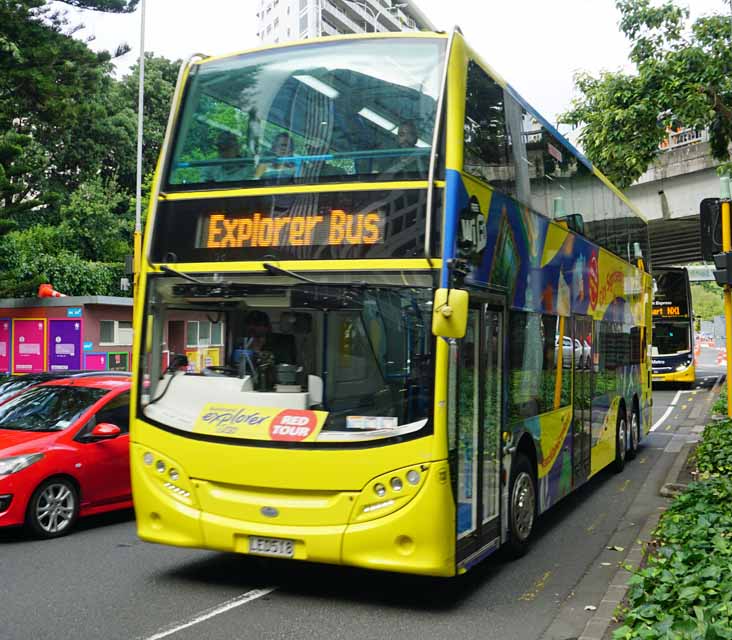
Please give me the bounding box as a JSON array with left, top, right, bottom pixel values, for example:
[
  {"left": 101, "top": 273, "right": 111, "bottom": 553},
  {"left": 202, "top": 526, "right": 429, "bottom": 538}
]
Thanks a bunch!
[{"left": 57, "top": 0, "right": 730, "bottom": 125}]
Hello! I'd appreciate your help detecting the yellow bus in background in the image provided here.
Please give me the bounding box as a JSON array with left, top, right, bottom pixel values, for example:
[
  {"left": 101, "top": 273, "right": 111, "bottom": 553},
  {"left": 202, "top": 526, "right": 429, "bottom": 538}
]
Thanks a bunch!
[
  {"left": 130, "top": 30, "right": 652, "bottom": 576},
  {"left": 651, "top": 267, "right": 695, "bottom": 385}
]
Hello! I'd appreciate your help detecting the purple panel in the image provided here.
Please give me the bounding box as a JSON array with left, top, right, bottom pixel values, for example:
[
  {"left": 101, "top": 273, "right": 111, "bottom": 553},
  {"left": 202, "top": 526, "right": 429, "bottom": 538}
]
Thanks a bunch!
[{"left": 49, "top": 319, "right": 82, "bottom": 371}]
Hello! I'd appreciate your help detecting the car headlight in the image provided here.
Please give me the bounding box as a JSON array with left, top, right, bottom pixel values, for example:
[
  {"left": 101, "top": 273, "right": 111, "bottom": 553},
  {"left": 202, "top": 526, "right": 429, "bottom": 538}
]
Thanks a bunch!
[{"left": 0, "top": 453, "right": 44, "bottom": 476}]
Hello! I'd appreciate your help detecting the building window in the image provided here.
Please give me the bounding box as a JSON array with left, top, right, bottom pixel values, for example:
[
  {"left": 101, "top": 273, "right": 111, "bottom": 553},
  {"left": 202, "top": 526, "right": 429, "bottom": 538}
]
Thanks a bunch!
[
  {"left": 186, "top": 320, "right": 224, "bottom": 347},
  {"left": 99, "top": 320, "right": 133, "bottom": 346}
]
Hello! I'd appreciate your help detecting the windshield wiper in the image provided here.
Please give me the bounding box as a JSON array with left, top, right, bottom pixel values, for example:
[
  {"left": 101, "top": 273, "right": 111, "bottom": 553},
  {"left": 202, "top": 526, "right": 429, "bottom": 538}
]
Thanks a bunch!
[
  {"left": 262, "top": 262, "right": 317, "bottom": 284},
  {"left": 160, "top": 265, "right": 207, "bottom": 284},
  {"left": 262, "top": 263, "right": 367, "bottom": 288}
]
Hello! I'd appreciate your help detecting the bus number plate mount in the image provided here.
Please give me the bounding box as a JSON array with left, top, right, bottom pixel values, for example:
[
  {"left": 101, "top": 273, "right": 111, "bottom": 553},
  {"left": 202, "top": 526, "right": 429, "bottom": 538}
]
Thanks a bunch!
[{"left": 248, "top": 536, "right": 295, "bottom": 558}]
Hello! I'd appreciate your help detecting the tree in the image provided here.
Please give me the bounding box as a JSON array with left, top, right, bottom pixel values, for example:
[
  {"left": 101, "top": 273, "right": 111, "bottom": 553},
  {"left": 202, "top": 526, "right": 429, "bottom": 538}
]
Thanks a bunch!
[
  {"left": 57, "top": 0, "right": 139, "bottom": 11},
  {"left": 0, "top": 1, "right": 124, "bottom": 227},
  {"left": 561, "top": 0, "right": 732, "bottom": 188},
  {"left": 114, "top": 54, "right": 181, "bottom": 190}
]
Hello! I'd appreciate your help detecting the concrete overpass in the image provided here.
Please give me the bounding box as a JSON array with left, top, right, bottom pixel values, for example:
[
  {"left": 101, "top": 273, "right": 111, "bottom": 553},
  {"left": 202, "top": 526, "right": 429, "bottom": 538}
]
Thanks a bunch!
[{"left": 625, "top": 129, "right": 728, "bottom": 269}]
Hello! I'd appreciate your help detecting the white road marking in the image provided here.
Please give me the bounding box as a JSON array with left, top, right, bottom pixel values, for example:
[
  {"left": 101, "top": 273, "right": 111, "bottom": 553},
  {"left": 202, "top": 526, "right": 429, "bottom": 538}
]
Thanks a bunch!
[
  {"left": 140, "top": 587, "right": 276, "bottom": 640},
  {"left": 651, "top": 390, "right": 686, "bottom": 432}
]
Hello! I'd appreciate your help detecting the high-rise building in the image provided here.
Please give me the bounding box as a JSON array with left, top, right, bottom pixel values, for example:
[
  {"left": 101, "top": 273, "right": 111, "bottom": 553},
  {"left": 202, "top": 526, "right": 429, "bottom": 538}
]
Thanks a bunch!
[{"left": 256, "top": 0, "right": 436, "bottom": 45}]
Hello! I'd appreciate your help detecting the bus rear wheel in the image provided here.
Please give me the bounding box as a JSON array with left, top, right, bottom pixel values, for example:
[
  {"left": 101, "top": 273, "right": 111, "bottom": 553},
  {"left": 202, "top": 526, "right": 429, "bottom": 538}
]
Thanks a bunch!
[
  {"left": 506, "top": 453, "right": 536, "bottom": 558},
  {"left": 612, "top": 409, "right": 628, "bottom": 473},
  {"left": 627, "top": 406, "right": 641, "bottom": 460}
]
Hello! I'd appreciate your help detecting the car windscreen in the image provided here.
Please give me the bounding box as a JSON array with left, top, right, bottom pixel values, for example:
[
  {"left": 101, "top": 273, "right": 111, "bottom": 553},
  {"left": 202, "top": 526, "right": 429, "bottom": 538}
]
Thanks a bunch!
[{"left": 0, "top": 385, "right": 108, "bottom": 432}]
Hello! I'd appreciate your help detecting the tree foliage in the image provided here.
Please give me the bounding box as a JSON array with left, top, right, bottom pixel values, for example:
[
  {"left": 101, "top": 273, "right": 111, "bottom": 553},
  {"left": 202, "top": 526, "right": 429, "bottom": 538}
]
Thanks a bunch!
[
  {"left": 58, "top": 0, "right": 139, "bottom": 12},
  {"left": 562, "top": 0, "right": 732, "bottom": 187},
  {"left": 0, "top": 0, "right": 177, "bottom": 296}
]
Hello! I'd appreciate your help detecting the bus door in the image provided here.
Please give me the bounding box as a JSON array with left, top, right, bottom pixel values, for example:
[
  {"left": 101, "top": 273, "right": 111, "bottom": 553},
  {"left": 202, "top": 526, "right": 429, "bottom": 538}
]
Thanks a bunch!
[
  {"left": 572, "top": 315, "right": 593, "bottom": 486},
  {"left": 452, "top": 297, "right": 505, "bottom": 568}
]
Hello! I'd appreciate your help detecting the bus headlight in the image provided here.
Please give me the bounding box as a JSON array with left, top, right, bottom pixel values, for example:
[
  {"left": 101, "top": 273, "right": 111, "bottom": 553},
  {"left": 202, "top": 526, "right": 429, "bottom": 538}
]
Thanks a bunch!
[
  {"left": 138, "top": 447, "right": 196, "bottom": 507},
  {"left": 350, "top": 465, "right": 429, "bottom": 524}
]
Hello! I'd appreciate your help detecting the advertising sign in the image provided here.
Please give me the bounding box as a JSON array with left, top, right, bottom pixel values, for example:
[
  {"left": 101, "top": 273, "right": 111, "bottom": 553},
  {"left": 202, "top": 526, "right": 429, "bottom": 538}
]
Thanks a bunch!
[
  {"left": 66, "top": 307, "right": 82, "bottom": 318},
  {"left": 85, "top": 352, "right": 107, "bottom": 371},
  {"left": 48, "top": 319, "right": 82, "bottom": 371},
  {"left": 13, "top": 319, "right": 46, "bottom": 374},
  {"left": 194, "top": 405, "right": 328, "bottom": 442},
  {"left": 107, "top": 351, "right": 129, "bottom": 371},
  {"left": 0, "top": 319, "right": 10, "bottom": 373}
]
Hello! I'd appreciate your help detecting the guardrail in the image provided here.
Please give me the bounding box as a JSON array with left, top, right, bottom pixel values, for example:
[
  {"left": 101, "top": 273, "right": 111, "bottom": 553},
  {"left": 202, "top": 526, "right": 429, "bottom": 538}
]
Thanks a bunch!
[{"left": 659, "top": 128, "right": 708, "bottom": 151}]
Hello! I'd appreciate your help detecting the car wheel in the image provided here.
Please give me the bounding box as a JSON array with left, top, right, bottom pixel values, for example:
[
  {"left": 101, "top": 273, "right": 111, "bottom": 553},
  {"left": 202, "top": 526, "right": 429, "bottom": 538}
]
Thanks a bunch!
[
  {"left": 612, "top": 409, "right": 628, "bottom": 474},
  {"left": 506, "top": 453, "right": 536, "bottom": 558},
  {"left": 627, "top": 405, "right": 641, "bottom": 460},
  {"left": 26, "top": 478, "right": 79, "bottom": 539}
]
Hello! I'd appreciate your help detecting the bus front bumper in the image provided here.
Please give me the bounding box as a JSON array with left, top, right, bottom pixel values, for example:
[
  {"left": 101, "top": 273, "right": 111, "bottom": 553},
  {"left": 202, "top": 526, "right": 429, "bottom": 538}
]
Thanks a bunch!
[
  {"left": 652, "top": 365, "right": 695, "bottom": 383},
  {"left": 132, "top": 449, "right": 455, "bottom": 577}
]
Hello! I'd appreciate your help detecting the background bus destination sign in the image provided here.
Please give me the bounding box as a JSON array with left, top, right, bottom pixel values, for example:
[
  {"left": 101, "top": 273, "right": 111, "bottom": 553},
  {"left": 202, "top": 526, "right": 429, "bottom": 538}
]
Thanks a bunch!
[
  {"left": 202, "top": 209, "right": 384, "bottom": 248},
  {"left": 652, "top": 302, "right": 686, "bottom": 318}
]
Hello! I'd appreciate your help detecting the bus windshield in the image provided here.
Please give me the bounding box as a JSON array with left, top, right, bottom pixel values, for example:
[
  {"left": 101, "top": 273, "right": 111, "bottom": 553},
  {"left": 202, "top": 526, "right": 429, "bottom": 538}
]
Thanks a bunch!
[
  {"left": 652, "top": 322, "right": 690, "bottom": 355},
  {"left": 141, "top": 276, "right": 434, "bottom": 445},
  {"left": 166, "top": 38, "right": 446, "bottom": 190}
]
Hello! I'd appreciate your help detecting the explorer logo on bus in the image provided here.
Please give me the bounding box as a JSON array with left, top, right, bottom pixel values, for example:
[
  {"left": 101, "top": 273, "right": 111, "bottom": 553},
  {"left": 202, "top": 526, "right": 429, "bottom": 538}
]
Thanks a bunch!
[
  {"left": 204, "top": 210, "right": 383, "bottom": 248},
  {"left": 269, "top": 409, "right": 319, "bottom": 441}
]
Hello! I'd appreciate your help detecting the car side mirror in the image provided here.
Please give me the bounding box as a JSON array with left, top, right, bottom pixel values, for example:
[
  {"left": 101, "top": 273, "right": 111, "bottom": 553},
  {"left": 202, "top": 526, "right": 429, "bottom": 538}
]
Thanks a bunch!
[
  {"left": 431, "top": 288, "right": 469, "bottom": 338},
  {"left": 87, "top": 422, "right": 122, "bottom": 441}
]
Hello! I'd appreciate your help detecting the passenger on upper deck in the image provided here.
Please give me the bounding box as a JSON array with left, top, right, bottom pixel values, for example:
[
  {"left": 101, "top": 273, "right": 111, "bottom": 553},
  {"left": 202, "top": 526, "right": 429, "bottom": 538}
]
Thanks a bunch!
[
  {"left": 203, "top": 131, "right": 251, "bottom": 182},
  {"left": 255, "top": 132, "right": 296, "bottom": 179},
  {"left": 380, "top": 119, "right": 427, "bottom": 177}
]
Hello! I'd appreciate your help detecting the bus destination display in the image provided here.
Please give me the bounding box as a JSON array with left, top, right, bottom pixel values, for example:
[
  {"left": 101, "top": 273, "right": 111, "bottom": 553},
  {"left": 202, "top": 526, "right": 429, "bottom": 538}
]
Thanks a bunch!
[
  {"left": 204, "top": 210, "right": 384, "bottom": 248},
  {"left": 652, "top": 301, "right": 688, "bottom": 318}
]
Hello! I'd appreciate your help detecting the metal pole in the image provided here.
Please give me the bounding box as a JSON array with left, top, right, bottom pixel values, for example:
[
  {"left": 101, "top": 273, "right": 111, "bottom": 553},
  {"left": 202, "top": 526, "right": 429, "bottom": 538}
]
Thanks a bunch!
[
  {"left": 722, "top": 176, "right": 732, "bottom": 417},
  {"left": 134, "top": 0, "right": 147, "bottom": 303}
]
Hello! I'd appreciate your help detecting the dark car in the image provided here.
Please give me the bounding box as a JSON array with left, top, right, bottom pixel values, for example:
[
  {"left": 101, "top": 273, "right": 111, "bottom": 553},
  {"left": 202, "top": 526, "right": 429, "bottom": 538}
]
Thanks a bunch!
[{"left": 0, "top": 371, "right": 130, "bottom": 406}]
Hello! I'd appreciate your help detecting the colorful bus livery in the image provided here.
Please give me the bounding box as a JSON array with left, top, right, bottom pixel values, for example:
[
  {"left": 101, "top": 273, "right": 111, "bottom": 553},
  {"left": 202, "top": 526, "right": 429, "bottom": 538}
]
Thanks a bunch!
[{"left": 131, "top": 30, "right": 652, "bottom": 577}]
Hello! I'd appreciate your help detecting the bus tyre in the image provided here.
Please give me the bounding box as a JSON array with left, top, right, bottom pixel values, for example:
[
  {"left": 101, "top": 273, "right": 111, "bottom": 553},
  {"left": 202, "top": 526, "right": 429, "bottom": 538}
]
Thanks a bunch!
[
  {"left": 507, "top": 453, "right": 536, "bottom": 558},
  {"left": 627, "top": 405, "right": 641, "bottom": 460},
  {"left": 612, "top": 410, "right": 628, "bottom": 474},
  {"left": 26, "top": 477, "right": 79, "bottom": 539}
]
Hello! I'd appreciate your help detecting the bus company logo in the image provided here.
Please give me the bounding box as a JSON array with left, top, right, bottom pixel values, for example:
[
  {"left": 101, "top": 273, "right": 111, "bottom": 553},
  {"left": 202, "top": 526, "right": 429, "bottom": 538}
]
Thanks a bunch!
[
  {"left": 588, "top": 252, "right": 599, "bottom": 309},
  {"left": 269, "top": 409, "right": 319, "bottom": 441}
]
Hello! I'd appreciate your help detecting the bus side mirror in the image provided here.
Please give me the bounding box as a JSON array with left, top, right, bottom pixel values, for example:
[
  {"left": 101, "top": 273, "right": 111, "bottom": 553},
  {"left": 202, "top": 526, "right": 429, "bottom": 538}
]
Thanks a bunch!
[{"left": 432, "top": 289, "right": 469, "bottom": 338}]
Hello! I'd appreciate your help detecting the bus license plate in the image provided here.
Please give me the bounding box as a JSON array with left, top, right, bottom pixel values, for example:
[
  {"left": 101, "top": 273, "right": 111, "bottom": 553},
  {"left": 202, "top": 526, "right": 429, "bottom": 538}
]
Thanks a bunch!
[{"left": 248, "top": 536, "right": 294, "bottom": 558}]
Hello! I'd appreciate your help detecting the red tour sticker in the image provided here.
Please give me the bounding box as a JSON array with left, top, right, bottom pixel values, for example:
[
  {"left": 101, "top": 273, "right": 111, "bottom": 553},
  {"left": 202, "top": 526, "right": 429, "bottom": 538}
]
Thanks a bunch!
[
  {"left": 269, "top": 409, "right": 319, "bottom": 441},
  {"left": 588, "top": 251, "right": 599, "bottom": 310}
]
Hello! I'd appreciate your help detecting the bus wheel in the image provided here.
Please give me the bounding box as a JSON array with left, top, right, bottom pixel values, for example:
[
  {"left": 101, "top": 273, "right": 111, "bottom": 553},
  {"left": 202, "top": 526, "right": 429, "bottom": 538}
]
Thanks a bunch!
[
  {"left": 612, "top": 410, "right": 628, "bottom": 473},
  {"left": 507, "top": 453, "right": 536, "bottom": 558},
  {"left": 627, "top": 406, "right": 640, "bottom": 460}
]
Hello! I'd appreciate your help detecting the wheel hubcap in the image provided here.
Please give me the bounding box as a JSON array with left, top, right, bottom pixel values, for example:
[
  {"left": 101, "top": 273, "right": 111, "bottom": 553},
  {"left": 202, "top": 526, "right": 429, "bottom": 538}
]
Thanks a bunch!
[
  {"left": 512, "top": 472, "right": 535, "bottom": 541},
  {"left": 36, "top": 484, "right": 74, "bottom": 534},
  {"left": 619, "top": 418, "right": 627, "bottom": 462}
]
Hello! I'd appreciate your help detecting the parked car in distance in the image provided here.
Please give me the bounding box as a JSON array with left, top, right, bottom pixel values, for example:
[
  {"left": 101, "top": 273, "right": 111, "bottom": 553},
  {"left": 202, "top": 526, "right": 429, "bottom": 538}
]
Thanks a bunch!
[
  {"left": 0, "top": 375, "right": 132, "bottom": 538},
  {"left": 555, "top": 336, "right": 583, "bottom": 367}
]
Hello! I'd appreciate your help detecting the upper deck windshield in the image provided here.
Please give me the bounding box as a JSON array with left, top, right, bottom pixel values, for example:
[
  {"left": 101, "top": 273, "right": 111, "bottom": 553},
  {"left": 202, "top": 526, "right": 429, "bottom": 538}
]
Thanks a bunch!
[
  {"left": 140, "top": 274, "right": 434, "bottom": 446},
  {"left": 165, "top": 38, "right": 446, "bottom": 190}
]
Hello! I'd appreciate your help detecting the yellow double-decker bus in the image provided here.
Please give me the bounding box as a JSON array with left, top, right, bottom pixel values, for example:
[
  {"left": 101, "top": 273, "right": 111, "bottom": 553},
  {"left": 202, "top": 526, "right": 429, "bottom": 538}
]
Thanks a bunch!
[{"left": 131, "top": 30, "right": 652, "bottom": 576}]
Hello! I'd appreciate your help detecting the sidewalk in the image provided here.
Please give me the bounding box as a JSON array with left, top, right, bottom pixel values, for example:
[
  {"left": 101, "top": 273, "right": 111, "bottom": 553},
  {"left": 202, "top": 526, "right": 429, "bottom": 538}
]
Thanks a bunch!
[{"left": 582, "top": 380, "right": 721, "bottom": 640}]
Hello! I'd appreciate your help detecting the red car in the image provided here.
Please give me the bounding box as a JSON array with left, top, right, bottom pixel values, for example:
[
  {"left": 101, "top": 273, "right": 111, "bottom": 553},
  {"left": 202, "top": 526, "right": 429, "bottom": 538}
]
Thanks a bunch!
[{"left": 0, "top": 376, "right": 132, "bottom": 538}]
